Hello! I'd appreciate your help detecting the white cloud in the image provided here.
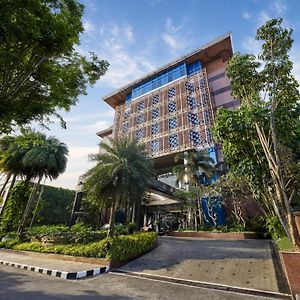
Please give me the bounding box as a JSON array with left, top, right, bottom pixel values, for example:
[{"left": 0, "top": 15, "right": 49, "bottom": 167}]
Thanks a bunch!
[
  {"left": 92, "top": 23, "right": 156, "bottom": 88},
  {"left": 273, "top": 0, "right": 287, "bottom": 14},
  {"left": 63, "top": 110, "right": 114, "bottom": 123},
  {"left": 81, "top": 120, "right": 111, "bottom": 134},
  {"left": 242, "top": 12, "right": 251, "bottom": 20},
  {"left": 161, "top": 18, "right": 189, "bottom": 53},
  {"left": 48, "top": 146, "right": 98, "bottom": 189},
  {"left": 83, "top": 19, "right": 96, "bottom": 34},
  {"left": 242, "top": 36, "right": 262, "bottom": 56}
]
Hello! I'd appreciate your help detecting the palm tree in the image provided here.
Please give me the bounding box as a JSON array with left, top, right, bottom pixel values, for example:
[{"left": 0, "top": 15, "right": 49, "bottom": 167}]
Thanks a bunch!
[
  {"left": 0, "top": 136, "right": 28, "bottom": 213},
  {"left": 173, "top": 150, "right": 215, "bottom": 229},
  {"left": 173, "top": 150, "right": 215, "bottom": 188},
  {"left": 83, "top": 138, "right": 153, "bottom": 237},
  {"left": 17, "top": 134, "right": 68, "bottom": 234}
]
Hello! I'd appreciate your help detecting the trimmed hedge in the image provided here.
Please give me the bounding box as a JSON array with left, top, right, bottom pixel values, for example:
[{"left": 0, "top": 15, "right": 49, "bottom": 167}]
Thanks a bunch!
[{"left": 0, "top": 232, "right": 157, "bottom": 261}]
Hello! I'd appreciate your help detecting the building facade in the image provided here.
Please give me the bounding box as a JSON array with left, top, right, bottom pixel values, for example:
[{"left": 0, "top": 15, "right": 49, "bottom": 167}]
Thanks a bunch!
[{"left": 99, "top": 33, "right": 237, "bottom": 180}]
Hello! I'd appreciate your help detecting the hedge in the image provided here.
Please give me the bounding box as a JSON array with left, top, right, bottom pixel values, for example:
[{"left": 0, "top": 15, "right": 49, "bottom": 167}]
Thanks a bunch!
[{"left": 0, "top": 232, "right": 157, "bottom": 262}]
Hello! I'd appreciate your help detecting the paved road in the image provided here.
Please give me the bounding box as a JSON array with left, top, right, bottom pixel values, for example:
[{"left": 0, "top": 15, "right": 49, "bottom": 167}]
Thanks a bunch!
[
  {"left": 119, "top": 237, "right": 281, "bottom": 292},
  {"left": 0, "top": 263, "right": 277, "bottom": 300}
]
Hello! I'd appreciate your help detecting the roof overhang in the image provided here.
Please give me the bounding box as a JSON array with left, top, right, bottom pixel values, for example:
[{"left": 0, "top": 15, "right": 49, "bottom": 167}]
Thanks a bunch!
[
  {"left": 102, "top": 32, "right": 233, "bottom": 109},
  {"left": 97, "top": 126, "right": 113, "bottom": 138}
]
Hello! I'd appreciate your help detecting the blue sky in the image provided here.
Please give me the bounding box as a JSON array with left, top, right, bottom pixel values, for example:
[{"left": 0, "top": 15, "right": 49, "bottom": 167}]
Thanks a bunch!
[{"left": 42, "top": 0, "right": 300, "bottom": 190}]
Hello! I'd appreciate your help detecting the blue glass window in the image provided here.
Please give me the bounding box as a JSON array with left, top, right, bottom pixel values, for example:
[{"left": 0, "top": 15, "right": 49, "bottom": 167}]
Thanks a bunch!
[
  {"left": 136, "top": 129, "right": 144, "bottom": 140},
  {"left": 188, "top": 112, "right": 199, "bottom": 125},
  {"left": 185, "top": 81, "right": 194, "bottom": 93},
  {"left": 151, "top": 140, "right": 159, "bottom": 153},
  {"left": 168, "top": 87, "right": 176, "bottom": 99},
  {"left": 189, "top": 130, "right": 201, "bottom": 146},
  {"left": 169, "top": 117, "right": 177, "bottom": 130},
  {"left": 204, "top": 111, "right": 210, "bottom": 123},
  {"left": 152, "top": 108, "right": 160, "bottom": 119},
  {"left": 130, "top": 63, "right": 187, "bottom": 100},
  {"left": 151, "top": 123, "right": 160, "bottom": 135},
  {"left": 187, "top": 60, "right": 202, "bottom": 75},
  {"left": 187, "top": 96, "right": 197, "bottom": 109},
  {"left": 123, "top": 122, "right": 129, "bottom": 133},
  {"left": 138, "top": 101, "right": 144, "bottom": 111},
  {"left": 169, "top": 134, "right": 179, "bottom": 149},
  {"left": 152, "top": 94, "right": 159, "bottom": 105},
  {"left": 168, "top": 101, "right": 177, "bottom": 113},
  {"left": 137, "top": 114, "right": 144, "bottom": 124}
]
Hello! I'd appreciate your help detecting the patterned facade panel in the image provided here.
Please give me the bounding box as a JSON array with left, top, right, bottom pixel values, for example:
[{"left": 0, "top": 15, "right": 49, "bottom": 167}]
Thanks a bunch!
[{"left": 113, "top": 68, "right": 214, "bottom": 157}]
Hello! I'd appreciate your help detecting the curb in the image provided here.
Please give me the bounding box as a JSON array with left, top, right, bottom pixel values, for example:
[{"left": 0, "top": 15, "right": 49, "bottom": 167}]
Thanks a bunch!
[
  {"left": 0, "top": 260, "right": 109, "bottom": 280},
  {"left": 113, "top": 270, "right": 292, "bottom": 299}
]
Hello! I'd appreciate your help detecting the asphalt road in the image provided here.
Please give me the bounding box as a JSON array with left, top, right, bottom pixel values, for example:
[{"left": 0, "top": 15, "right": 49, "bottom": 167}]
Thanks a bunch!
[{"left": 0, "top": 264, "right": 279, "bottom": 300}]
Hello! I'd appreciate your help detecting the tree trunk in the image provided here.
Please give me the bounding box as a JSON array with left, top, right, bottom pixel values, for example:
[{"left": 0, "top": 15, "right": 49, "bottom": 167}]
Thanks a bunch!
[
  {"left": 131, "top": 203, "right": 136, "bottom": 223},
  {"left": 107, "top": 205, "right": 115, "bottom": 237},
  {"left": 30, "top": 183, "right": 45, "bottom": 227},
  {"left": 17, "top": 177, "right": 41, "bottom": 235},
  {"left": 135, "top": 200, "right": 142, "bottom": 230},
  {"left": 0, "top": 174, "right": 11, "bottom": 197},
  {"left": 0, "top": 174, "right": 16, "bottom": 215}
]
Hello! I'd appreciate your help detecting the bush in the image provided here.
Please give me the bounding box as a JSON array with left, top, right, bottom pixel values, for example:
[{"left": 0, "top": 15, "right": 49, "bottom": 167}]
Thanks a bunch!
[
  {"left": 127, "top": 223, "right": 136, "bottom": 234},
  {"left": 0, "top": 232, "right": 158, "bottom": 261},
  {"left": 26, "top": 224, "right": 107, "bottom": 244},
  {"left": 266, "top": 215, "right": 285, "bottom": 240}
]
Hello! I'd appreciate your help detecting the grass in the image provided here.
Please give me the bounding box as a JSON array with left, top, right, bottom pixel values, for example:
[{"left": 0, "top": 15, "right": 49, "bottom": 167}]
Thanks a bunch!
[{"left": 275, "top": 236, "right": 295, "bottom": 251}]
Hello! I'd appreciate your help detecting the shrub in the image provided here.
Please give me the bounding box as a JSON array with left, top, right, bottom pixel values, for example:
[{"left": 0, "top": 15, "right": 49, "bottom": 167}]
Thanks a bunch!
[
  {"left": 0, "top": 232, "right": 158, "bottom": 261},
  {"left": 266, "top": 215, "right": 285, "bottom": 240},
  {"left": 127, "top": 223, "right": 136, "bottom": 234}
]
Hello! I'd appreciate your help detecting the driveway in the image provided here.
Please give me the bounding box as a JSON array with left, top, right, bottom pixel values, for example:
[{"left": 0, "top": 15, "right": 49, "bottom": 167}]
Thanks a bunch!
[{"left": 118, "top": 236, "right": 287, "bottom": 294}]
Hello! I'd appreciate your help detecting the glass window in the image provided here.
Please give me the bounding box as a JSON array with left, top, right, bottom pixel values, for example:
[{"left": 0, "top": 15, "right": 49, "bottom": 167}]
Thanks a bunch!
[
  {"left": 168, "top": 87, "right": 176, "bottom": 99},
  {"left": 168, "top": 117, "right": 177, "bottom": 130},
  {"left": 152, "top": 108, "right": 160, "bottom": 119},
  {"left": 168, "top": 101, "right": 177, "bottom": 113},
  {"left": 137, "top": 114, "right": 144, "bottom": 124},
  {"left": 152, "top": 94, "right": 159, "bottom": 105},
  {"left": 151, "top": 140, "right": 159, "bottom": 153},
  {"left": 136, "top": 129, "right": 144, "bottom": 140},
  {"left": 123, "top": 122, "right": 129, "bottom": 133},
  {"left": 169, "top": 134, "right": 179, "bottom": 149},
  {"left": 151, "top": 123, "right": 160, "bottom": 135},
  {"left": 138, "top": 101, "right": 144, "bottom": 111},
  {"left": 187, "top": 96, "right": 197, "bottom": 109},
  {"left": 185, "top": 81, "right": 194, "bottom": 93},
  {"left": 188, "top": 112, "right": 199, "bottom": 125},
  {"left": 189, "top": 130, "right": 201, "bottom": 146}
]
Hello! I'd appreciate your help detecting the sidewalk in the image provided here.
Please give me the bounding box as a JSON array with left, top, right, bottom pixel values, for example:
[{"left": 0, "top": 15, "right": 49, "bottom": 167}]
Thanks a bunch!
[{"left": 0, "top": 249, "right": 109, "bottom": 279}]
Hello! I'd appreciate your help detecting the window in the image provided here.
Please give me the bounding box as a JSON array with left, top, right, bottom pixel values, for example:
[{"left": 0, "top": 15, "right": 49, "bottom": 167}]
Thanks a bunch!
[
  {"left": 206, "top": 128, "right": 212, "bottom": 143},
  {"left": 185, "top": 81, "right": 194, "bottom": 93},
  {"left": 201, "top": 93, "right": 208, "bottom": 105},
  {"left": 168, "top": 101, "right": 177, "bottom": 113},
  {"left": 138, "top": 101, "right": 145, "bottom": 111},
  {"left": 188, "top": 112, "right": 199, "bottom": 125},
  {"left": 124, "top": 109, "right": 130, "bottom": 119},
  {"left": 187, "top": 60, "right": 202, "bottom": 75},
  {"left": 152, "top": 94, "right": 159, "bottom": 105},
  {"left": 189, "top": 130, "right": 201, "bottom": 146},
  {"left": 151, "top": 123, "right": 160, "bottom": 135},
  {"left": 168, "top": 117, "right": 177, "bottom": 130},
  {"left": 169, "top": 134, "right": 179, "bottom": 149},
  {"left": 168, "top": 87, "right": 176, "bottom": 99},
  {"left": 187, "top": 95, "right": 197, "bottom": 109},
  {"left": 204, "top": 111, "right": 210, "bottom": 123},
  {"left": 136, "top": 129, "right": 144, "bottom": 140},
  {"left": 151, "top": 140, "right": 159, "bottom": 153},
  {"left": 152, "top": 108, "right": 160, "bottom": 119},
  {"left": 137, "top": 114, "right": 144, "bottom": 125},
  {"left": 123, "top": 122, "right": 129, "bottom": 133}
]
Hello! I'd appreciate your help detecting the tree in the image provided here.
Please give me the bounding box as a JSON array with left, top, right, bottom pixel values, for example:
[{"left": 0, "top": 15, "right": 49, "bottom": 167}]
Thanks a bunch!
[
  {"left": 83, "top": 138, "right": 153, "bottom": 237},
  {"left": 17, "top": 133, "right": 69, "bottom": 233},
  {"left": 173, "top": 150, "right": 215, "bottom": 228},
  {"left": 173, "top": 150, "right": 215, "bottom": 188},
  {"left": 213, "top": 18, "right": 300, "bottom": 247},
  {"left": 0, "top": 0, "right": 109, "bottom": 133}
]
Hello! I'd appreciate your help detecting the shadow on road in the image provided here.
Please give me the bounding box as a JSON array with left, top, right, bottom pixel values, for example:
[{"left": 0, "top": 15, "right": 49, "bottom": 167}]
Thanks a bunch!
[{"left": 0, "top": 268, "right": 129, "bottom": 300}]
